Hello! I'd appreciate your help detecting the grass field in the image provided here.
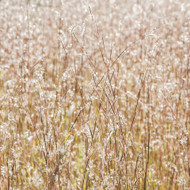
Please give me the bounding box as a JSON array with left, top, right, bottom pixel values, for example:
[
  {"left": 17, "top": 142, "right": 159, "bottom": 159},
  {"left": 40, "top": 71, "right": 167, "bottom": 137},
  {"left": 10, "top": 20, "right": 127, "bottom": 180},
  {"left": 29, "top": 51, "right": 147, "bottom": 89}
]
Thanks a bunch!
[{"left": 0, "top": 0, "right": 190, "bottom": 189}]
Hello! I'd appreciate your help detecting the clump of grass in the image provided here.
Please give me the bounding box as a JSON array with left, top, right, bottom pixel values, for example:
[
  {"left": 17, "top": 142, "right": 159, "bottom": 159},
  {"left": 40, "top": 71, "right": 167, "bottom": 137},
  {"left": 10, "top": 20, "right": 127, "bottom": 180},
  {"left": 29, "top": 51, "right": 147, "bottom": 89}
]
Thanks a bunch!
[{"left": 0, "top": 0, "right": 189, "bottom": 189}]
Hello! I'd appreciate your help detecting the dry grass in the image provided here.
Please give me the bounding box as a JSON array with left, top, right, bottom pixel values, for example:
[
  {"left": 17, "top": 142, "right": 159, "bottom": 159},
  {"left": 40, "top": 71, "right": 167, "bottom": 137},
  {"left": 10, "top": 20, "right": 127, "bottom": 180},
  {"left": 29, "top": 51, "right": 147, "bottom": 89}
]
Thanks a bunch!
[{"left": 0, "top": 0, "right": 190, "bottom": 189}]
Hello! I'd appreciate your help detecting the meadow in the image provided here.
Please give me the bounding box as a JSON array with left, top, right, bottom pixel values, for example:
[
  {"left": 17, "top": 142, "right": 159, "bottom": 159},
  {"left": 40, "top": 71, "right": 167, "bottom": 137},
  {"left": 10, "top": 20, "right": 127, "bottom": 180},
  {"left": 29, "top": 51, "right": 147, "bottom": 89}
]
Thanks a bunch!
[{"left": 0, "top": 0, "right": 189, "bottom": 189}]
